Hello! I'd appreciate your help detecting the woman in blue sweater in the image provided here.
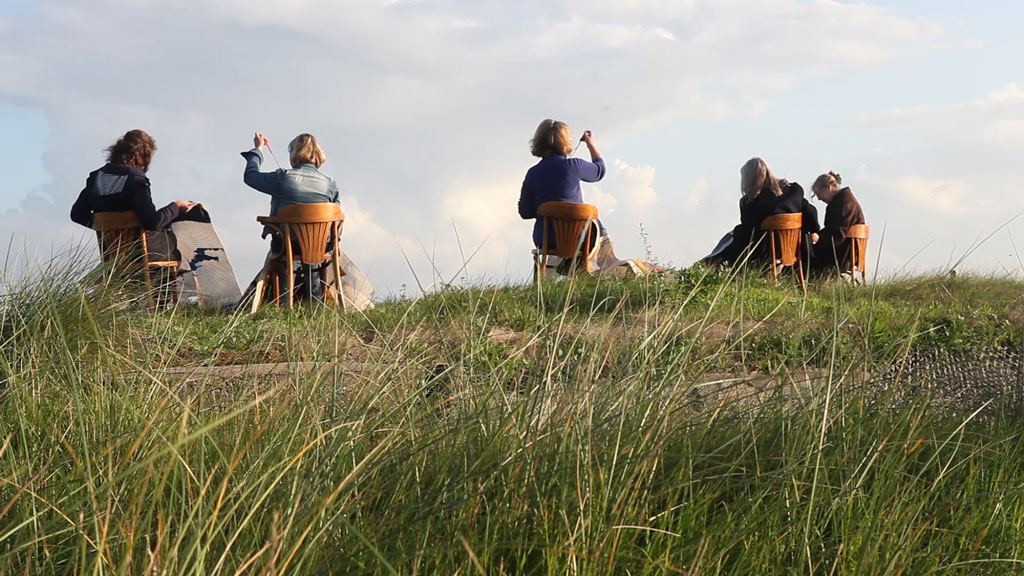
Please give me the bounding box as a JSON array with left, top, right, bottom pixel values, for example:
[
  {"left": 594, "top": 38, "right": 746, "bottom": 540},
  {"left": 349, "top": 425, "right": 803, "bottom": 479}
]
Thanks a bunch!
[{"left": 518, "top": 119, "right": 606, "bottom": 248}]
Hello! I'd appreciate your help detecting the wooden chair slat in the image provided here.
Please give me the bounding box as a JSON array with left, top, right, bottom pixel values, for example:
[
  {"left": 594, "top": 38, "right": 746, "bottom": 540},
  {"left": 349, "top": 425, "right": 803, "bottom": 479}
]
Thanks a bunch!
[
  {"left": 251, "top": 203, "right": 346, "bottom": 311},
  {"left": 759, "top": 212, "right": 806, "bottom": 294},
  {"left": 90, "top": 210, "right": 180, "bottom": 307},
  {"left": 846, "top": 224, "right": 870, "bottom": 285},
  {"left": 534, "top": 201, "right": 599, "bottom": 282}
]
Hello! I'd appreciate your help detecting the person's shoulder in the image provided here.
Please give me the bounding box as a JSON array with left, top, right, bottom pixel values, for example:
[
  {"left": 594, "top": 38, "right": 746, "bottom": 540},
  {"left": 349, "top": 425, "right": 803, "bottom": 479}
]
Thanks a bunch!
[
  {"left": 102, "top": 163, "right": 149, "bottom": 182},
  {"left": 566, "top": 156, "right": 598, "bottom": 169},
  {"left": 782, "top": 180, "right": 804, "bottom": 195}
]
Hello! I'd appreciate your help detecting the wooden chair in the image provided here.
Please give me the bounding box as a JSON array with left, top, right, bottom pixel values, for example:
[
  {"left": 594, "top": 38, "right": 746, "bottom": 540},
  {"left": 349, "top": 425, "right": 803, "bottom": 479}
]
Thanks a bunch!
[
  {"left": 252, "top": 203, "right": 345, "bottom": 311},
  {"left": 533, "top": 201, "right": 599, "bottom": 281},
  {"left": 91, "top": 211, "right": 180, "bottom": 306},
  {"left": 759, "top": 213, "right": 807, "bottom": 294},
  {"left": 846, "top": 224, "right": 870, "bottom": 285}
]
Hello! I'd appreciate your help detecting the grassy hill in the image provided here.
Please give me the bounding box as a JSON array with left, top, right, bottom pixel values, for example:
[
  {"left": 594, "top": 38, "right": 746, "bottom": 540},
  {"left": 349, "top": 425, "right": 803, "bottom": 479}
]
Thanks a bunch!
[{"left": 2, "top": 265, "right": 1023, "bottom": 574}]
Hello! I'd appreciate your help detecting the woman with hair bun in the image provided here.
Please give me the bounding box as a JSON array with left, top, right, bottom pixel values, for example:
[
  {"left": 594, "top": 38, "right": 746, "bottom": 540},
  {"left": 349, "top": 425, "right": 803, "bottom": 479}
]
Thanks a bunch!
[
  {"left": 704, "top": 157, "right": 819, "bottom": 266},
  {"left": 71, "top": 129, "right": 195, "bottom": 258},
  {"left": 810, "top": 171, "right": 865, "bottom": 274},
  {"left": 518, "top": 119, "right": 606, "bottom": 248}
]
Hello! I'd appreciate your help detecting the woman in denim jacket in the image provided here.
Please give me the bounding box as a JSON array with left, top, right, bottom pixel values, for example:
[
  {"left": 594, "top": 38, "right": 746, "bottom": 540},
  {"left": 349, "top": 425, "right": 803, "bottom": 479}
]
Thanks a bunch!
[
  {"left": 241, "top": 132, "right": 341, "bottom": 301},
  {"left": 241, "top": 132, "right": 340, "bottom": 254}
]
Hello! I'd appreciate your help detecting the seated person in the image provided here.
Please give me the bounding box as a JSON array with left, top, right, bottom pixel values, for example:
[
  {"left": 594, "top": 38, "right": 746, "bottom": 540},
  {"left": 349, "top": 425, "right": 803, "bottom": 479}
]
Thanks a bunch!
[
  {"left": 704, "top": 157, "right": 820, "bottom": 266},
  {"left": 241, "top": 131, "right": 340, "bottom": 299},
  {"left": 810, "top": 171, "right": 865, "bottom": 275},
  {"left": 518, "top": 119, "right": 606, "bottom": 252},
  {"left": 70, "top": 129, "right": 195, "bottom": 260}
]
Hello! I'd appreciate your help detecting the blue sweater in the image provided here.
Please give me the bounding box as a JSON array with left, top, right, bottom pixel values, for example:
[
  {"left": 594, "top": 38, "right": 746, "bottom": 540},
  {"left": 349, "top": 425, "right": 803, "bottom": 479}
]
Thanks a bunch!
[{"left": 518, "top": 156, "right": 605, "bottom": 246}]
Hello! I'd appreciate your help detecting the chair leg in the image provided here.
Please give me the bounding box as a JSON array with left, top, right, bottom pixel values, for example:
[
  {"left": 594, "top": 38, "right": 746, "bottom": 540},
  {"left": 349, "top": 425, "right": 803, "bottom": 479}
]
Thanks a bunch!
[
  {"left": 331, "top": 237, "right": 345, "bottom": 310},
  {"left": 284, "top": 227, "right": 295, "bottom": 309},
  {"left": 191, "top": 273, "right": 201, "bottom": 305},
  {"left": 769, "top": 234, "right": 779, "bottom": 280},
  {"left": 251, "top": 277, "right": 266, "bottom": 313},
  {"left": 251, "top": 264, "right": 271, "bottom": 313}
]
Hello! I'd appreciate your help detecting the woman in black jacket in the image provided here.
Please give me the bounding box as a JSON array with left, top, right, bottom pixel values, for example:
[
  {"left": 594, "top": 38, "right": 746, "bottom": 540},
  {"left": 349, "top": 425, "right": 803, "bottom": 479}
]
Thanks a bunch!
[
  {"left": 704, "top": 157, "right": 819, "bottom": 265},
  {"left": 71, "top": 130, "right": 194, "bottom": 259}
]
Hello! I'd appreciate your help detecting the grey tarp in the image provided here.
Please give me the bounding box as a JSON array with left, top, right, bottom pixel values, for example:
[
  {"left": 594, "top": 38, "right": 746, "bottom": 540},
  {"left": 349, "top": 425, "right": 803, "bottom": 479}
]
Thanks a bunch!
[{"left": 169, "top": 207, "right": 242, "bottom": 308}]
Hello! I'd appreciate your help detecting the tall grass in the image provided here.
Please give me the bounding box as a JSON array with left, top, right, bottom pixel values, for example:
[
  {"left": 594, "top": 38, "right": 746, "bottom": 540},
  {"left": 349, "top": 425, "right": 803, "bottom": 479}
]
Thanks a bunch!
[{"left": 2, "top": 260, "right": 1023, "bottom": 574}]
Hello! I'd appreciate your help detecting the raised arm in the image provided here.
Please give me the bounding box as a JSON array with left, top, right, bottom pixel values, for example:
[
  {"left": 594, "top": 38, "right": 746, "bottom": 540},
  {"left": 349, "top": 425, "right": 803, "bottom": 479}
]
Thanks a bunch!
[
  {"left": 577, "top": 130, "right": 605, "bottom": 182},
  {"left": 241, "top": 132, "right": 284, "bottom": 194}
]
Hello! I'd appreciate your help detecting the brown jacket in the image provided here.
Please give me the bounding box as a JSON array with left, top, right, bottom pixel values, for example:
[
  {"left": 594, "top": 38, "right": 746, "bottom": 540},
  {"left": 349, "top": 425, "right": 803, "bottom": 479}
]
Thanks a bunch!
[{"left": 814, "top": 187, "right": 865, "bottom": 269}]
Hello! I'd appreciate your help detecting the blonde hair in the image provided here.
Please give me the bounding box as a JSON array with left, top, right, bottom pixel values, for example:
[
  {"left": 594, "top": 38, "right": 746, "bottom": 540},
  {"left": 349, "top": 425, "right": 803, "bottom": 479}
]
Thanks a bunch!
[
  {"left": 812, "top": 171, "right": 842, "bottom": 195},
  {"left": 740, "top": 157, "right": 782, "bottom": 204},
  {"left": 530, "top": 119, "right": 573, "bottom": 158},
  {"left": 288, "top": 133, "right": 326, "bottom": 168}
]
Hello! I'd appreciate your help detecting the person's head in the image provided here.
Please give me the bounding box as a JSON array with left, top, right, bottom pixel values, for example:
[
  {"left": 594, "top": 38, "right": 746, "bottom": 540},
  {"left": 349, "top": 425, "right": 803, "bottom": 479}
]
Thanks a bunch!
[
  {"left": 530, "top": 119, "right": 573, "bottom": 158},
  {"left": 288, "top": 133, "right": 326, "bottom": 168},
  {"left": 740, "top": 157, "right": 782, "bottom": 203},
  {"left": 105, "top": 129, "right": 157, "bottom": 172},
  {"left": 812, "top": 171, "right": 842, "bottom": 203}
]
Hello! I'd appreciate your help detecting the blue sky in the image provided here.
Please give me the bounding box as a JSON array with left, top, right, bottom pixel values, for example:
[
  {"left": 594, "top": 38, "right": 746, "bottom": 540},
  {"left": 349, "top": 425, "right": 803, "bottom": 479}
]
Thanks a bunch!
[{"left": 1, "top": 0, "right": 1023, "bottom": 293}]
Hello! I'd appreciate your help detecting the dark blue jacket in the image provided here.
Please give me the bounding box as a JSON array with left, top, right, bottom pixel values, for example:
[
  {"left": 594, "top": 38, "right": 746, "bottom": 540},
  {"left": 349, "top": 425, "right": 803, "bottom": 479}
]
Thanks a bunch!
[
  {"left": 518, "top": 156, "right": 605, "bottom": 246},
  {"left": 70, "top": 163, "right": 180, "bottom": 230}
]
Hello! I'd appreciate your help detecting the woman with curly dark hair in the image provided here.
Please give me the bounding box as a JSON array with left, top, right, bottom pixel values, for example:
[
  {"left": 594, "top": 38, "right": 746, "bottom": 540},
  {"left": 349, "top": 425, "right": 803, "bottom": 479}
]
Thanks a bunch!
[
  {"left": 71, "top": 129, "right": 194, "bottom": 231},
  {"left": 71, "top": 129, "right": 195, "bottom": 263}
]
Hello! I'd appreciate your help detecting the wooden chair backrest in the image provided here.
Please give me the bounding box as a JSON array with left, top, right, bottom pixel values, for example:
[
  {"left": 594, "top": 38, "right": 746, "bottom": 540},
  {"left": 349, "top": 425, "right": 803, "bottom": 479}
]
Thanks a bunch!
[
  {"left": 92, "top": 211, "right": 145, "bottom": 264},
  {"left": 537, "top": 201, "right": 599, "bottom": 259},
  {"left": 258, "top": 203, "right": 345, "bottom": 266},
  {"left": 759, "top": 213, "right": 802, "bottom": 267},
  {"left": 847, "top": 224, "right": 870, "bottom": 277}
]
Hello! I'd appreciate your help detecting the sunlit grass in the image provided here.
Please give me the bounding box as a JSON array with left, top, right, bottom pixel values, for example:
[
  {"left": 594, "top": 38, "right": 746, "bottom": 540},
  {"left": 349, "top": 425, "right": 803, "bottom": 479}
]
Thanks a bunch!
[{"left": 1, "top": 258, "right": 1023, "bottom": 574}]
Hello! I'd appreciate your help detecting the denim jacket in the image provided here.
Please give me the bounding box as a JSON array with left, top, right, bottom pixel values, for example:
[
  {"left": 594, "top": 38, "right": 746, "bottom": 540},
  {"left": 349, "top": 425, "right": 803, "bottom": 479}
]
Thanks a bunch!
[{"left": 241, "top": 148, "right": 340, "bottom": 238}]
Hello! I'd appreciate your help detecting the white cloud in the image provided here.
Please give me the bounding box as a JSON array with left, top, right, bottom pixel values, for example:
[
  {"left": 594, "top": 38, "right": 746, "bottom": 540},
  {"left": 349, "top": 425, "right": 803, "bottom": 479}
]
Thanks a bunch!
[
  {"left": 891, "top": 176, "right": 977, "bottom": 216},
  {"left": 0, "top": 0, "right": 965, "bottom": 290}
]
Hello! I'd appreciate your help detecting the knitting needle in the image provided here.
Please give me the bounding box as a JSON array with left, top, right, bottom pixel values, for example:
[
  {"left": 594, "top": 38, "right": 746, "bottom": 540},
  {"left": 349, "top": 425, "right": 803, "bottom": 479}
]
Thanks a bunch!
[{"left": 265, "top": 141, "right": 283, "bottom": 169}]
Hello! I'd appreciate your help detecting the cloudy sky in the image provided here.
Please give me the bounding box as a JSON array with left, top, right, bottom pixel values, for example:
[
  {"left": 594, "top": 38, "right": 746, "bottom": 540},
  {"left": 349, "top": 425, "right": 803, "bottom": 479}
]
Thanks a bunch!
[{"left": 1, "top": 0, "right": 1023, "bottom": 296}]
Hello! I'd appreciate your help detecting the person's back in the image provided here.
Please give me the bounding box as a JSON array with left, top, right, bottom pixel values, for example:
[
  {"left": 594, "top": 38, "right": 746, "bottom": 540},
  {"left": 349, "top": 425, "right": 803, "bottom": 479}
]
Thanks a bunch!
[
  {"left": 706, "top": 158, "right": 818, "bottom": 265},
  {"left": 241, "top": 132, "right": 340, "bottom": 243},
  {"left": 70, "top": 129, "right": 193, "bottom": 232},
  {"left": 740, "top": 180, "right": 818, "bottom": 232},
  {"left": 518, "top": 119, "right": 605, "bottom": 247},
  {"left": 811, "top": 172, "right": 865, "bottom": 273}
]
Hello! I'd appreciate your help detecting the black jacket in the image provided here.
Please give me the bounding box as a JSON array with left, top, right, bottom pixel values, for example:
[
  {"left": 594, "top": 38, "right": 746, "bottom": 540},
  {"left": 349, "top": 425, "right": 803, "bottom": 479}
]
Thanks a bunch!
[
  {"left": 70, "top": 163, "right": 179, "bottom": 230},
  {"left": 707, "top": 181, "right": 819, "bottom": 264}
]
